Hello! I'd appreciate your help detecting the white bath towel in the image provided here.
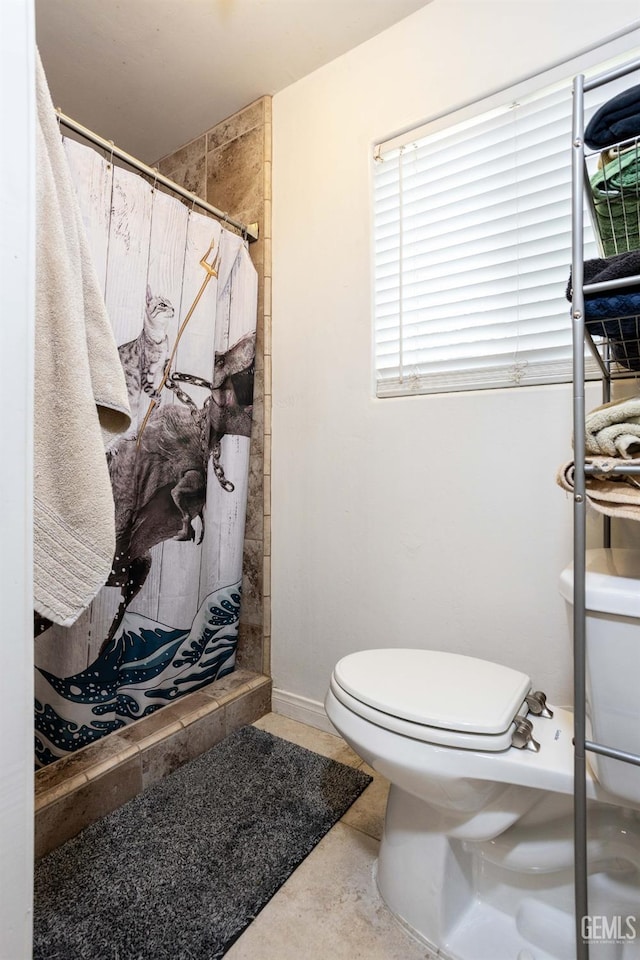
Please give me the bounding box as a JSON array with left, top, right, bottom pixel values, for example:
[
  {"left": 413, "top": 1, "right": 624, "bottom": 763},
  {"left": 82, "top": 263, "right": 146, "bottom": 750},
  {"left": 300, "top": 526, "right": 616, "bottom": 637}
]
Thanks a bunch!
[
  {"left": 585, "top": 396, "right": 640, "bottom": 460},
  {"left": 34, "top": 50, "right": 131, "bottom": 627},
  {"left": 556, "top": 456, "right": 640, "bottom": 521}
]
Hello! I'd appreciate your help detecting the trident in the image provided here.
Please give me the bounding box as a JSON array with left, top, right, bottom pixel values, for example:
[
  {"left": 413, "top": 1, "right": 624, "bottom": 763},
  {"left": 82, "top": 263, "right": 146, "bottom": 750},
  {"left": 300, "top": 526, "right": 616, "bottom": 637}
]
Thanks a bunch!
[{"left": 137, "top": 237, "right": 221, "bottom": 446}]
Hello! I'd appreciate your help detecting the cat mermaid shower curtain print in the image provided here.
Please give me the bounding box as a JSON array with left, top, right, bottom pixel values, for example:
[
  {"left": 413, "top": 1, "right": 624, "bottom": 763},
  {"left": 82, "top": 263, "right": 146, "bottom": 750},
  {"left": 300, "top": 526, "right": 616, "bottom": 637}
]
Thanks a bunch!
[{"left": 34, "top": 139, "right": 258, "bottom": 767}]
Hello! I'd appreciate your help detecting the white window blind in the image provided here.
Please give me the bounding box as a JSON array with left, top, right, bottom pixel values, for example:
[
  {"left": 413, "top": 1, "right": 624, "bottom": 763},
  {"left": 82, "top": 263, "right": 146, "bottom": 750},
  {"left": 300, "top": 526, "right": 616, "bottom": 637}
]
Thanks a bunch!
[{"left": 373, "top": 46, "right": 640, "bottom": 398}]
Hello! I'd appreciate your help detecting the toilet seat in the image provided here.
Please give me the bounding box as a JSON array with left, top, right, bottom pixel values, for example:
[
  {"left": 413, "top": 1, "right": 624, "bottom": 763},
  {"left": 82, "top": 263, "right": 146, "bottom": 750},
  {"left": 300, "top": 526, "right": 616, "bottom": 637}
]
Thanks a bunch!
[{"left": 331, "top": 649, "right": 532, "bottom": 752}]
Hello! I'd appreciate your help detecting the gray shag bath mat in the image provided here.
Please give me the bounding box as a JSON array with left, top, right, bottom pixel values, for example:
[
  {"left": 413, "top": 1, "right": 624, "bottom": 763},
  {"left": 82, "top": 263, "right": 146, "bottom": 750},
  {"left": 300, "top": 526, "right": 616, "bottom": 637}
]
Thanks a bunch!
[{"left": 33, "top": 724, "right": 371, "bottom": 960}]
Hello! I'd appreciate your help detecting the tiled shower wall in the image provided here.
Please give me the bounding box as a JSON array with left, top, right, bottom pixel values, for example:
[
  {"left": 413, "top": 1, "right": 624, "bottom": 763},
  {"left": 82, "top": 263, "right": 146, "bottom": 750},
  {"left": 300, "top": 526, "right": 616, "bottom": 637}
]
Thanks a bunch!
[{"left": 157, "top": 97, "right": 272, "bottom": 680}]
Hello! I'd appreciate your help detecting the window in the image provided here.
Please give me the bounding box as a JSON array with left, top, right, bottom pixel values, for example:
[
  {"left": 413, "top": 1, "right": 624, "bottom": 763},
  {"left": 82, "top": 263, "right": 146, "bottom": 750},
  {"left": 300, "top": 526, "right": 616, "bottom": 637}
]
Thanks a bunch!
[{"left": 373, "top": 39, "right": 640, "bottom": 398}]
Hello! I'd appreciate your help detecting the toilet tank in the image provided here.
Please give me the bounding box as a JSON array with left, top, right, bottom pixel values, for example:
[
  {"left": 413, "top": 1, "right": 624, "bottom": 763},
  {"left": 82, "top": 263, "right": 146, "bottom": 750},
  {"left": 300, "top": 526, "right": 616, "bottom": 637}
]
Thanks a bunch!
[{"left": 559, "top": 548, "right": 640, "bottom": 805}]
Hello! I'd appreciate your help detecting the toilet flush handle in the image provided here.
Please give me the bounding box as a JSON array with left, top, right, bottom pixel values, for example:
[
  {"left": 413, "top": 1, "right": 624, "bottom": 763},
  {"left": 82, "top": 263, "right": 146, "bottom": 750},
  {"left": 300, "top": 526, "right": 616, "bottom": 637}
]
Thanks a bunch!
[
  {"left": 525, "top": 690, "right": 554, "bottom": 719},
  {"left": 511, "top": 717, "right": 540, "bottom": 752}
]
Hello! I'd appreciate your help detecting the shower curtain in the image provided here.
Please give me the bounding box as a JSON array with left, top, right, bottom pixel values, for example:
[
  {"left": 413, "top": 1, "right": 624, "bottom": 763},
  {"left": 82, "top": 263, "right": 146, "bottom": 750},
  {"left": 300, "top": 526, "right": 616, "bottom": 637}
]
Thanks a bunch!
[{"left": 34, "top": 139, "right": 257, "bottom": 768}]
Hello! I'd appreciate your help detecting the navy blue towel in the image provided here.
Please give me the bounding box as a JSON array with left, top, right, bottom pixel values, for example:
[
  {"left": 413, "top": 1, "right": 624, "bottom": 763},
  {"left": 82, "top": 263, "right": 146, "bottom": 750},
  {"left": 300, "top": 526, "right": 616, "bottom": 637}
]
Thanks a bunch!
[
  {"left": 566, "top": 250, "right": 640, "bottom": 371},
  {"left": 585, "top": 84, "right": 640, "bottom": 149}
]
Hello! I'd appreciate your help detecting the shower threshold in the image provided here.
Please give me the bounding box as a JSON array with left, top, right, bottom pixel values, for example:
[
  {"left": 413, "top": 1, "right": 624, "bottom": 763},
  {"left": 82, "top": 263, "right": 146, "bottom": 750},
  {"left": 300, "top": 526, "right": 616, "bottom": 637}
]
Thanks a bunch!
[{"left": 34, "top": 668, "right": 271, "bottom": 859}]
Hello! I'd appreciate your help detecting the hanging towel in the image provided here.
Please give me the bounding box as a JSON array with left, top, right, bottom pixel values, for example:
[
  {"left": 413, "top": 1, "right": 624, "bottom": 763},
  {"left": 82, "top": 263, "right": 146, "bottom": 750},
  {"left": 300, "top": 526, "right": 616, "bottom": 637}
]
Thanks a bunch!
[
  {"left": 34, "top": 50, "right": 131, "bottom": 627},
  {"left": 556, "top": 456, "right": 640, "bottom": 522},
  {"left": 585, "top": 396, "right": 640, "bottom": 459}
]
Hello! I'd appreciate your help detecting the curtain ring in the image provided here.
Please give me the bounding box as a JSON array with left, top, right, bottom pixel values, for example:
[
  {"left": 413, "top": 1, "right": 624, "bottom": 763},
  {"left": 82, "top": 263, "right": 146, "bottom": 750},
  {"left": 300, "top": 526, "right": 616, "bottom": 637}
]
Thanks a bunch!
[
  {"left": 151, "top": 167, "right": 159, "bottom": 194},
  {"left": 107, "top": 139, "right": 115, "bottom": 170}
]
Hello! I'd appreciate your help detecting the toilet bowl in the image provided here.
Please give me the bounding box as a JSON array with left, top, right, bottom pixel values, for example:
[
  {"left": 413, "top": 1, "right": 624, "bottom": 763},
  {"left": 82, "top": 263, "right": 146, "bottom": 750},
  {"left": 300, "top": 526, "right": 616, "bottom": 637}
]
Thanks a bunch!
[{"left": 325, "top": 550, "right": 640, "bottom": 960}]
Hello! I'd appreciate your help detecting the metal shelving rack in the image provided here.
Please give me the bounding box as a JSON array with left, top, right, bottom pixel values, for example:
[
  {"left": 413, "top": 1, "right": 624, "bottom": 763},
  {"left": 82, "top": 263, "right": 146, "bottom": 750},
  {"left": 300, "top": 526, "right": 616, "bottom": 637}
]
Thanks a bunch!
[{"left": 571, "top": 58, "right": 640, "bottom": 960}]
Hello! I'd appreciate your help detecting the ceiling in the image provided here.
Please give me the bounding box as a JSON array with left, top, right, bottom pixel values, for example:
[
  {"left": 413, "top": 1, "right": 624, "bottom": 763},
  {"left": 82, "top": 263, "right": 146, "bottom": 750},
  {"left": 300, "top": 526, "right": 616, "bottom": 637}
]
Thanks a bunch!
[{"left": 35, "top": 0, "right": 431, "bottom": 163}]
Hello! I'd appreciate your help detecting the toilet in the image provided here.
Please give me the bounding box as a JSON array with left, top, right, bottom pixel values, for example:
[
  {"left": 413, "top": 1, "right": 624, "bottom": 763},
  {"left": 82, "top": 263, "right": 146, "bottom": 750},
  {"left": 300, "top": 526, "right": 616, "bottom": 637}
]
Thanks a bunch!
[{"left": 325, "top": 549, "right": 640, "bottom": 960}]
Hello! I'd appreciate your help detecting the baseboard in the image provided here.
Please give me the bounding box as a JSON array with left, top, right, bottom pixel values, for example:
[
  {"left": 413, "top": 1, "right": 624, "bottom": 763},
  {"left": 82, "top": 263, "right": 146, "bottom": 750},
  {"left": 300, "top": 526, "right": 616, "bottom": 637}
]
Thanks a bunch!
[{"left": 271, "top": 687, "right": 337, "bottom": 735}]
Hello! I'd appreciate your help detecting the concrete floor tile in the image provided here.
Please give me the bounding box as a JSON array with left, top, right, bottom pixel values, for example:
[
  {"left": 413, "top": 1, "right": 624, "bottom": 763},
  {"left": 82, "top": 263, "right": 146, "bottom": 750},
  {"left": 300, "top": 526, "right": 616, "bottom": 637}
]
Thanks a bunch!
[
  {"left": 253, "top": 712, "right": 362, "bottom": 767},
  {"left": 225, "top": 822, "right": 435, "bottom": 960},
  {"left": 341, "top": 763, "right": 390, "bottom": 841}
]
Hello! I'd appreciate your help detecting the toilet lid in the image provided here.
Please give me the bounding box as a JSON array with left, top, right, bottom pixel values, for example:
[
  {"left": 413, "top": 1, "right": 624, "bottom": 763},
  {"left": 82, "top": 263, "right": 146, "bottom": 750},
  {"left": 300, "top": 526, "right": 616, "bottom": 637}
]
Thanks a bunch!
[{"left": 333, "top": 649, "right": 531, "bottom": 735}]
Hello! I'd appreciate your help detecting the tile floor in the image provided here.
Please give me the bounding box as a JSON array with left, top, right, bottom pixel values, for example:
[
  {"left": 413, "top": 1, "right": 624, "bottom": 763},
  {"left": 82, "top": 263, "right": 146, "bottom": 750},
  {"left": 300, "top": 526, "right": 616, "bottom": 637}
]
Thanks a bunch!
[{"left": 225, "top": 712, "right": 437, "bottom": 960}]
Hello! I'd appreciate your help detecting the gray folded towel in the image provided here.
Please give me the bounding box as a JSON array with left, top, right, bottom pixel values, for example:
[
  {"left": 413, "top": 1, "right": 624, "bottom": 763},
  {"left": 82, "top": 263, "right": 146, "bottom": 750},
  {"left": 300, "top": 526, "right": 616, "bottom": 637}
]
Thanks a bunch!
[{"left": 585, "top": 396, "right": 640, "bottom": 459}]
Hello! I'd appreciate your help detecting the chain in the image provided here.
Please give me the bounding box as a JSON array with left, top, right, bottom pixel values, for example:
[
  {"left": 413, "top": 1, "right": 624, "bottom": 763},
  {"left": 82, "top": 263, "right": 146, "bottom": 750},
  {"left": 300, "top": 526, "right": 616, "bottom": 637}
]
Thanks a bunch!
[
  {"left": 160, "top": 371, "right": 235, "bottom": 493},
  {"left": 212, "top": 438, "right": 235, "bottom": 492},
  {"left": 164, "top": 376, "right": 198, "bottom": 412},
  {"left": 163, "top": 370, "right": 214, "bottom": 412},
  {"left": 170, "top": 370, "right": 214, "bottom": 392}
]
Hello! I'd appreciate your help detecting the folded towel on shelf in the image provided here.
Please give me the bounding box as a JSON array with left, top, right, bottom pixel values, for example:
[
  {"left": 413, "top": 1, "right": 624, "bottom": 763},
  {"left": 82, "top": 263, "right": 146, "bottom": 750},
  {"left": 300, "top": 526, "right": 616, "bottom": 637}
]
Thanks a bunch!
[
  {"left": 585, "top": 84, "right": 640, "bottom": 149},
  {"left": 566, "top": 251, "right": 640, "bottom": 371},
  {"left": 578, "top": 293, "right": 640, "bottom": 322},
  {"left": 585, "top": 396, "right": 640, "bottom": 459},
  {"left": 556, "top": 456, "right": 640, "bottom": 521},
  {"left": 589, "top": 148, "right": 640, "bottom": 256},
  {"left": 34, "top": 50, "right": 131, "bottom": 627},
  {"left": 566, "top": 250, "right": 640, "bottom": 298}
]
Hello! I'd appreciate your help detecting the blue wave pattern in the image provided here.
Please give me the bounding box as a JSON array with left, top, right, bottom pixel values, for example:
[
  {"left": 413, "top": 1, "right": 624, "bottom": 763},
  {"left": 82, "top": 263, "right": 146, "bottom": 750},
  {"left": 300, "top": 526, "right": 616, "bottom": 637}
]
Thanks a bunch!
[{"left": 34, "top": 584, "right": 241, "bottom": 768}]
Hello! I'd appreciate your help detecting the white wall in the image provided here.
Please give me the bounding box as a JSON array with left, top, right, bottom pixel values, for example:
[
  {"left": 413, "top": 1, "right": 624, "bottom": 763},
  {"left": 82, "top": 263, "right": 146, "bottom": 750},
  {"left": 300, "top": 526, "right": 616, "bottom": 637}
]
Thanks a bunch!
[
  {"left": 0, "top": 0, "right": 35, "bottom": 955},
  {"left": 271, "top": 0, "right": 640, "bottom": 717}
]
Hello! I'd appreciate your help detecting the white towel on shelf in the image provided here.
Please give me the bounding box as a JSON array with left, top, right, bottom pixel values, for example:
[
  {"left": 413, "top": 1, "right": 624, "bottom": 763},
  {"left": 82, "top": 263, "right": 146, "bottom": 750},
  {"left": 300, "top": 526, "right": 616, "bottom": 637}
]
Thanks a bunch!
[
  {"left": 34, "top": 50, "right": 131, "bottom": 627},
  {"left": 556, "top": 456, "right": 640, "bottom": 522},
  {"left": 585, "top": 396, "right": 640, "bottom": 460}
]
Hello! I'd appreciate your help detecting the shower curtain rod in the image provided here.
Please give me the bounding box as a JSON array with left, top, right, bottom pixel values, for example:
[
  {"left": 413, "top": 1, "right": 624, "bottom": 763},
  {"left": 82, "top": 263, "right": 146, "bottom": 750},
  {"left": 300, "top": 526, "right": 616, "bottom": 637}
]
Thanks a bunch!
[{"left": 56, "top": 110, "right": 259, "bottom": 243}]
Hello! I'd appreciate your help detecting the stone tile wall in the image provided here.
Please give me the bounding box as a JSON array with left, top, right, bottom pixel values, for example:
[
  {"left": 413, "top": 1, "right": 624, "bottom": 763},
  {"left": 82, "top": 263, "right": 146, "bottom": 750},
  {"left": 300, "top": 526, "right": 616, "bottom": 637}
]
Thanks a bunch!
[{"left": 157, "top": 97, "right": 272, "bottom": 680}]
